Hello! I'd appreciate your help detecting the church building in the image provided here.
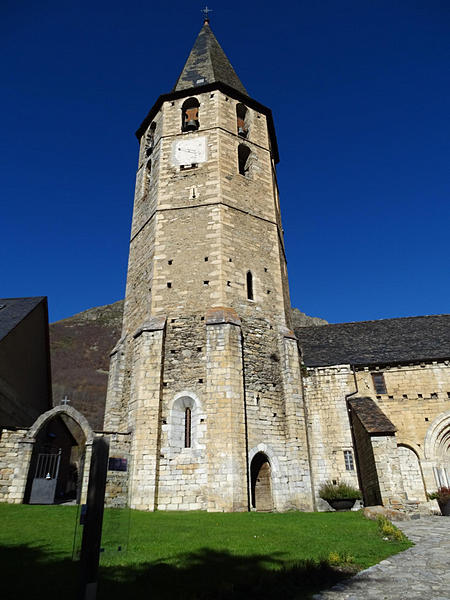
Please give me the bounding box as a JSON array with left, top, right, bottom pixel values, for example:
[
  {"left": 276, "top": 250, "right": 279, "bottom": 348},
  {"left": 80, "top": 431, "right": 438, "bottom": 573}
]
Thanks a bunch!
[
  {"left": 103, "top": 19, "right": 450, "bottom": 512},
  {"left": 1, "top": 20, "right": 449, "bottom": 512}
]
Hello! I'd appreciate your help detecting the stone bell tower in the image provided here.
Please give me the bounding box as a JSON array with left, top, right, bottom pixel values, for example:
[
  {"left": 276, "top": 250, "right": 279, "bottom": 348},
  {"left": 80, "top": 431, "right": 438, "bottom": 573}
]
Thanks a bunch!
[{"left": 104, "top": 18, "right": 313, "bottom": 512}]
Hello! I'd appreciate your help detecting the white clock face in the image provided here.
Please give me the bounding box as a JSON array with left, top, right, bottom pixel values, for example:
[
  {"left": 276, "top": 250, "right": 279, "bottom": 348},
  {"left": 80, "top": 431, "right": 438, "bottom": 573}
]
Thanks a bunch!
[{"left": 172, "top": 137, "right": 207, "bottom": 166}]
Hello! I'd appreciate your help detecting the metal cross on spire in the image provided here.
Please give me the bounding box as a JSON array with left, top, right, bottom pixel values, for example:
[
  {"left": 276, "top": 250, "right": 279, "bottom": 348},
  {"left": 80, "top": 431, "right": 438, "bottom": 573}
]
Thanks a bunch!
[
  {"left": 201, "top": 5, "right": 212, "bottom": 23},
  {"left": 61, "top": 395, "right": 70, "bottom": 406}
]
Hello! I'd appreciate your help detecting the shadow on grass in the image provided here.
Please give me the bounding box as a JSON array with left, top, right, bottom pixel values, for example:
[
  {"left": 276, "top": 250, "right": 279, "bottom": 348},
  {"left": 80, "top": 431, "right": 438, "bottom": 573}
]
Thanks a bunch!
[
  {"left": 0, "top": 545, "right": 355, "bottom": 600},
  {"left": 0, "top": 544, "right": 78, "bottom": 600}
]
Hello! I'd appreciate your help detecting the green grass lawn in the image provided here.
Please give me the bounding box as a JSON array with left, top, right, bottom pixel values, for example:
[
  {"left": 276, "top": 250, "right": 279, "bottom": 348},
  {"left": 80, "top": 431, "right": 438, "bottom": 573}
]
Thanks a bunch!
[{"left": 0, "top": 505, "right": 411, "bottom": 600}]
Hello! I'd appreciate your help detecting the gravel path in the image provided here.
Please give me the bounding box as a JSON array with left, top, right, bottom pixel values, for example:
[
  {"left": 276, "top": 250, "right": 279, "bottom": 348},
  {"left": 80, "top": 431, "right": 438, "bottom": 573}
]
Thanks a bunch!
[{"left": 314, "top": 516, "right": 450, "bottom": 600}]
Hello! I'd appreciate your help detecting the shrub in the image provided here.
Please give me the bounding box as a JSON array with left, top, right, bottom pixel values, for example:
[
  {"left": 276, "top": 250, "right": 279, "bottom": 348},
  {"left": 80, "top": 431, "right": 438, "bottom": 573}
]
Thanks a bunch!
[
  {"left": 318, "top": 480, "right": 362, "bottom": 501},
  {"left": 376, "top": 515, "right": 406, "bottom": 542},
  {"left": 427, "top": 486, "right": 450, "bottom": 502},
  {"left": 328, "top": 551, "right": 355, "bottom": 565}
]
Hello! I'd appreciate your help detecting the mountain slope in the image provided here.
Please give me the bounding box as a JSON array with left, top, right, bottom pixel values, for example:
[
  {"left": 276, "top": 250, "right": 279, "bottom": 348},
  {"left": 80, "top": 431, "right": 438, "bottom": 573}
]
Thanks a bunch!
[{"left": 49, "top": 300, "right": 124, "bottom": 430}]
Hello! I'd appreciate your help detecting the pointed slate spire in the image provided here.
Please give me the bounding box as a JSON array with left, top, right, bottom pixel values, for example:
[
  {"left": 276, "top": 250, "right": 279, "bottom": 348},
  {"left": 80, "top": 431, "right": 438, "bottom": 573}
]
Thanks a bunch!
[{"left": 173, "top": 21, "right": 247, "bottom": 95}]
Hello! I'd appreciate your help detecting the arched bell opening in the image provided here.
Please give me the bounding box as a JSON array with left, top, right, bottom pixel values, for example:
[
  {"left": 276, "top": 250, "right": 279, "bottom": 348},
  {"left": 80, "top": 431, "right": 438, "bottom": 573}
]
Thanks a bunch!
[
  {"left": 181, "top": 97, "right": 200, "bottom": 132},
  {"left": 238, "top": 144, "right": 251, "bottom": 177},
  {"left": 236, "top": 103, "right": 249, "bottom": 138},
  {"left": 146, "top": 122, "right": 157, "bottom": 156},
  {"left": 250, "top": 452, "right": 273, "bottom": 511},
  {"left": 24, "top": 413, "right": 87, "bottom": 505}
]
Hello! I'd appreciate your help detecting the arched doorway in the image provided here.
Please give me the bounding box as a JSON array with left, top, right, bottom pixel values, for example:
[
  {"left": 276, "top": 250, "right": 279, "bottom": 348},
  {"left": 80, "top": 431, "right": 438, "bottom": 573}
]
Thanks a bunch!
[
  {"left": 250, "top": 452, "right": 273, "bottom": 511},
  {"left": 397, "top": 445, "right": 426, "bottom": 501},
  {"left": 24, "top": 406, "right": 93, "bottom": 505},
  {"left": 424, "top": 412, "right": 450, "bottom": 488}
]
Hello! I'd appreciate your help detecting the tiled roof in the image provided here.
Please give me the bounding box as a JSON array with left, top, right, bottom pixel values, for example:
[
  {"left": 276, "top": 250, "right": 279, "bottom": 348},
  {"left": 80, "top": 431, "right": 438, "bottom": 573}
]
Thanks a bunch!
[
  {"left": 0, "top": 297, "right": 46, "bottom": 341},
  {"left": 296, "top": 314, "right": 450, "bottom": 367},
  {"left": 173, "top": 22, "right": 247, "bottom": 95},
  {"left": 349, "top": 397, "right": 397, "bottom": 434}
]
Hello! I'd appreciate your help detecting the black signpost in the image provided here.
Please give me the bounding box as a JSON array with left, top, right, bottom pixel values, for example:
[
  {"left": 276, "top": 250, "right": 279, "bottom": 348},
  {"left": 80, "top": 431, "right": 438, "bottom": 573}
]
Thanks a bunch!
[{"left": 78, "top": 436, "right": 110, "bottom": 600}]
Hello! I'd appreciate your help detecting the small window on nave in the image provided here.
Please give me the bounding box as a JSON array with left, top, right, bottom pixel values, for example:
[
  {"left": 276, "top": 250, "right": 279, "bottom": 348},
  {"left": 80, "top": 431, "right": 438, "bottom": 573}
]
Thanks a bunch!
[
  {"left": 344, "top": 450, "right": 354, "bottom": 471},
  {"left": 184, "top": 407, "right": 191, "bottom": 448},
  {"left": 372, "top": 372, "right": 387, "bottom": 395}
]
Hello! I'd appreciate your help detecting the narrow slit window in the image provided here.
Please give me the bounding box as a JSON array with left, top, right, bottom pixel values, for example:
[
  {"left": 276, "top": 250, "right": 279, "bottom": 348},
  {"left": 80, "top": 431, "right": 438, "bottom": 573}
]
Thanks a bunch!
[
  {"left": 181, "top": 97, "right": 200, "bottom": 132},
  {"left": 371, "top": 372, "right": 387, "bottom": 394},
  {"left": 238, "top": 144, "right": 251, "bottom": 177},
  {"left": 344, "top": 450, "right": 355, "bottom": 471},
  {"left": 246, "top": 271, "right": 254, "bottom": 300},
  {"left": 184, "top": 407, "right": 191, "bottom": 448}
]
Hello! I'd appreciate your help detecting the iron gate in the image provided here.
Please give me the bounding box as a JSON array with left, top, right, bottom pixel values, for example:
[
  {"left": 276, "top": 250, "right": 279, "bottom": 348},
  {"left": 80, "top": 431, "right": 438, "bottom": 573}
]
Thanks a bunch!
[{"left": 29, "top": 449, "right": 61, "bottom": 504}]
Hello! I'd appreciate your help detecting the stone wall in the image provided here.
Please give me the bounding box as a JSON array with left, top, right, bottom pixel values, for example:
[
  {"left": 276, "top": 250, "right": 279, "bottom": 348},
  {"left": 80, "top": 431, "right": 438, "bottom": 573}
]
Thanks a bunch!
[
  {"left": 158, "top": 316, "right": 208, "bottom": 511},
  {"left": 302, "top": 366, "right": 359, "bottom": 508},
  {"left": 0, "top": 428, "right": 30, "bottom": 503},
  {"left": 397, "top": 445, "right": 427, "bottom": 501},
  {"left": 355, "top": 362, "right": 450, "bottom": 492},
  {"left": 351, "top": 415, "right": 381, "bottom": 506},
  {"left": 104, "top": 433, "right": 132, "bottom": 508},
  {"left": 371, "top": 435, "right": 405, "bottom": 507},
  {"left": 116, "top": 309, "right": 314, "bottom": 511},
  {"left": 303, "top": 360, "right": 450, "bottom": 508}
]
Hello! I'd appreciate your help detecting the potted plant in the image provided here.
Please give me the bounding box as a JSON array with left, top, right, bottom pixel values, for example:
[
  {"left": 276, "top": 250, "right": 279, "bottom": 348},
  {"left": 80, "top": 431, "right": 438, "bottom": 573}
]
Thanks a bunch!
[
  {"left": 427, "top": 487, "right": 450, "bottom": 516},
  {"left": 319, "top": 480, "right": 362, "bottom": 511}
]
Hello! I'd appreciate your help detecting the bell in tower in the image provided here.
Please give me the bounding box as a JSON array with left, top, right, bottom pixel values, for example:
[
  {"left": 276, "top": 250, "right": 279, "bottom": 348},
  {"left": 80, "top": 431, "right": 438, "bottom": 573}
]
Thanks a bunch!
[{"left": 182, "top": 97, "right": 200, "bottom": 131}]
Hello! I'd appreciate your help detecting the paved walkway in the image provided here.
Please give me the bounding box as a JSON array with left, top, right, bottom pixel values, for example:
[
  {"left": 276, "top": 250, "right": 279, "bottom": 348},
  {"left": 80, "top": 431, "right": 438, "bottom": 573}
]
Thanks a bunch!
[{"left": 315, "top": 516, "right": 450, "bottom": 600}]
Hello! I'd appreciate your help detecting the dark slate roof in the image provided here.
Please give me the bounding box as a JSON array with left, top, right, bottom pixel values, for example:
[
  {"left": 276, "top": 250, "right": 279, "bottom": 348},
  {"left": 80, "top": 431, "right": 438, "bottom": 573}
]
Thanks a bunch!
[
  {"left": 0, "top": 297, "right": 46, "bottom": 342},
  {"left": 296, "top": 314, "right": 450, "bottom": 367},
  {"left": 173, "top": 22, "right": 247, "bottom": 95},
  {"left": 349, "top": 397, "right": 396, "bottom": 434}
]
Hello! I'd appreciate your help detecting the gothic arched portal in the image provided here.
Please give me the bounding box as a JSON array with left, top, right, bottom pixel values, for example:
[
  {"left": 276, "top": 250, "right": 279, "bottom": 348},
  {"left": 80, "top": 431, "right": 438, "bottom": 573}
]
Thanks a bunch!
[{"left": 250, "top": 452, "right": 273, "bottom": 511}]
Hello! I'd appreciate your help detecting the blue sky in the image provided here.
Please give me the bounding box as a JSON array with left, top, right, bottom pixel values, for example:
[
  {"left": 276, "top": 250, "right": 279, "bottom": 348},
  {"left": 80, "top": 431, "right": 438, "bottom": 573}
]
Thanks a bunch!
[{"left": 1, "top": 1, "right": 449, "bottom": 323}]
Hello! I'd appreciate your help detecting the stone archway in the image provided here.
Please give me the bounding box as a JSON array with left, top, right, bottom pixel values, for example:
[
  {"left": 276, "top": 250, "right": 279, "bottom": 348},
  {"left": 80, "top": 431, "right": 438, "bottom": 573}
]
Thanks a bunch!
[
  {"left": 23, "top": 406, "right": 94, "bottom": 505},
  {"left": 397, "top": 444, "right": 426, "bottom": 501},
  {"left": 424, "top": 411, "right": 450, "bottom": 487},
  {"left": 250, "top": 452, "right": 273, "bottom": 511}
]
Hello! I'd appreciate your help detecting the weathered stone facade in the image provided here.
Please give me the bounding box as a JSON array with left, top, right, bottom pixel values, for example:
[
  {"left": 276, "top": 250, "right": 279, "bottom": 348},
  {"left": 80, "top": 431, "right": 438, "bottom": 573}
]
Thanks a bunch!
[
  {"left": 103, "top": 22, "right": 313, "bottom": 512},
  {"left": 0, "top": 427, "right": 30, "bottom": 503},
  {"left": 300, "top": 344, "right": 450, "bottom": 510},
  {"left": 102, "top": 22, "right": 449, "bottom": 514}
]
